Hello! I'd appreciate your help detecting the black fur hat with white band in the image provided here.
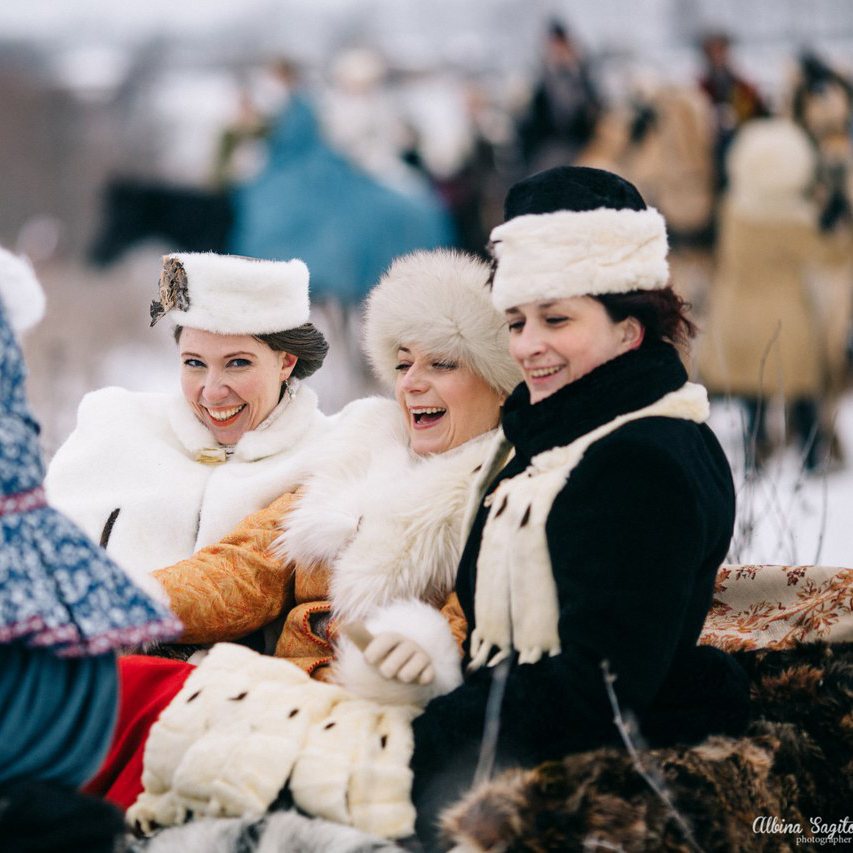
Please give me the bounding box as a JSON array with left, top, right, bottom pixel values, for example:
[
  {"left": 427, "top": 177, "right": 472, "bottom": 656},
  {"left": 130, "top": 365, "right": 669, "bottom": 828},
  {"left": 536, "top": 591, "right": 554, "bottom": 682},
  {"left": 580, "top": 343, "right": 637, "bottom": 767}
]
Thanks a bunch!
[{"left": 489, "top": 166, "right": 670, "bottom": 312}]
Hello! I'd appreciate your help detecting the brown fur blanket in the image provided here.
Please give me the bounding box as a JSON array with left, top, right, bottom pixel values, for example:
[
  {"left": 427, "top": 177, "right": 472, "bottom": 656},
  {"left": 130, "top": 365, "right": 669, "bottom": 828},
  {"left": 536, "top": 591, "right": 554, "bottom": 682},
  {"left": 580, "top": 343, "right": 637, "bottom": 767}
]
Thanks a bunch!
[{"left": 441, "top": 642, "right": 853, "bottom": 851}]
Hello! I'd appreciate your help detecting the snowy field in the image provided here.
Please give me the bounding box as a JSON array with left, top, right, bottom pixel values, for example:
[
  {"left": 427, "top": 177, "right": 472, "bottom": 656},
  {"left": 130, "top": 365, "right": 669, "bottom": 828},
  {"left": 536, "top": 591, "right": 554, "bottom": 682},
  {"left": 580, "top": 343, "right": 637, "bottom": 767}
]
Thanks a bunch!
[{"left": 709, "top": 396, "right": 853, "bottom": 567}]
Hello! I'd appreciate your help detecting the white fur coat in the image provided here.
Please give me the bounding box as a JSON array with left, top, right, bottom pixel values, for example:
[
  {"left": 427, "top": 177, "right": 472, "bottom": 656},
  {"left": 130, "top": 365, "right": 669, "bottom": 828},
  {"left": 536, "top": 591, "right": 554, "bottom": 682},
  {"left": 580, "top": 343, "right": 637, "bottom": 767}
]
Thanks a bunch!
[
  {"left": 45, "top": 381, "right": 327, "bottom": 577},
  {"left": 276, "top": 396, "right": 492, "bottom": 620},
  {"left": 275, "top": 396, "right": 493, "bottom": 704}
]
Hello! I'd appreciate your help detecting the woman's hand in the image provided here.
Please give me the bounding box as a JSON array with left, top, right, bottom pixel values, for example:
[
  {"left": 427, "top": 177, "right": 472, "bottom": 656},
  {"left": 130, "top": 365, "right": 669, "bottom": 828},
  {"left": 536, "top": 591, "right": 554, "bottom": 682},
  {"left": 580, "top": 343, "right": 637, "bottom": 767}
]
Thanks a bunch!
[{"left": 342, "top": 621, "right": 435, "bottom": 685}]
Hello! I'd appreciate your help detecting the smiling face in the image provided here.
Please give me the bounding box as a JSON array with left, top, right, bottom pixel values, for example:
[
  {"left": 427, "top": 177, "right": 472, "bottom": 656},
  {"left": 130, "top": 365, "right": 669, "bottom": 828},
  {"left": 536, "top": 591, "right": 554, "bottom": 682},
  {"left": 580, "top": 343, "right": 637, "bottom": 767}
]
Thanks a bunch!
[
  {"left": 179, "top": 327, "right": 297, "bottom": 445},
  {"left": 506, "top": 296, "right": 643, "bottom": 404},
  {"left": 394, "top": 344, "right": 504, "bottom": 456}
]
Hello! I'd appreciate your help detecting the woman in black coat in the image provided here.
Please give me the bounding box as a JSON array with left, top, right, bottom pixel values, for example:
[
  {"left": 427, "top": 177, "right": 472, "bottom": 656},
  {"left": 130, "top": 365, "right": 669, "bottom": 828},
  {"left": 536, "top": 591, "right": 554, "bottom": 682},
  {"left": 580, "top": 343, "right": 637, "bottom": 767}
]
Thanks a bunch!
[{"left": 397, "top": 166, "right": 751, "bottom": 845}]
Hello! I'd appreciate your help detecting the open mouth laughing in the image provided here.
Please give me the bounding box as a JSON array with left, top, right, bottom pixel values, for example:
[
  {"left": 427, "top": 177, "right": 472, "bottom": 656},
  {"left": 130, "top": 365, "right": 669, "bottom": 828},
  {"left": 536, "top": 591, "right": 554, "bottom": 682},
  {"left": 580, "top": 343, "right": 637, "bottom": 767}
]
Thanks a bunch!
[
  {"left": 528, "top": 366, "right": 563, "bottom": 379},
  {"left": 204, "top": 403, "right": 247, "bottom": 425},
  {"left": 409, "top": 406, "right": 447, "bottom": 428}
]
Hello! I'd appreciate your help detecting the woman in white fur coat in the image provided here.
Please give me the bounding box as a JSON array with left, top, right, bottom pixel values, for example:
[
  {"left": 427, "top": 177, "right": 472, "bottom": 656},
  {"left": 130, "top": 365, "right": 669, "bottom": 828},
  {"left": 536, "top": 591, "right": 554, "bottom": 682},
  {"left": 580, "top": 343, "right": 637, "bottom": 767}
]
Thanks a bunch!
[
  {"left": 84, "top": 248, "right": 522, "bottom": 811},
  {"left": 148, "top": 249, "right": 521, "bottom": 687},
  {"left": 45, "top": 252, "right": 330, "bottom": 580}
]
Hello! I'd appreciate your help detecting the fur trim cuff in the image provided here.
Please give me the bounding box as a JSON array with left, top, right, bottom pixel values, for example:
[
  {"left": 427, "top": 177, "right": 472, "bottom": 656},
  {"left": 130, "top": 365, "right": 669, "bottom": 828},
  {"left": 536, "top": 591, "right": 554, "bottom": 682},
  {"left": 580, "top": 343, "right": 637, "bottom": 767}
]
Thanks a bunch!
[
  {"left": 153, "top": 252, "right": 310, "bottom": 334},
  {"left": 489, "top": 207, "right": 669, "bottom": 311},
  {"left": 334, "top": 598, "right": 463, "bottom": 707}
]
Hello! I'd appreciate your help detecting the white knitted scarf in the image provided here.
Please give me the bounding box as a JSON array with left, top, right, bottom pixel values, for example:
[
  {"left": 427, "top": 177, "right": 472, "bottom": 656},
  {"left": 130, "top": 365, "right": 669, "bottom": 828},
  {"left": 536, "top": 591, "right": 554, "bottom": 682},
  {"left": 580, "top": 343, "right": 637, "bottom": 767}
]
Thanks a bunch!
[{"left": 468, "top": 381, "right": 710, "bottom": 670}]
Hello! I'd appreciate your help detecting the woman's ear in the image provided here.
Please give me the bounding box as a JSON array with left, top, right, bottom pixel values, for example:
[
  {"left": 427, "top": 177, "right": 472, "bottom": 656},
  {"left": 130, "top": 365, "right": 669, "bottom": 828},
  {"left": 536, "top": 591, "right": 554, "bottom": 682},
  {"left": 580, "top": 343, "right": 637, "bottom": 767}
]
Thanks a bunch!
[
  {"left": 619, "top": 316, "right": 644, "bottom": 352},
  {"left": 280, "top": 352, "right": 298, "bottom": 380}
]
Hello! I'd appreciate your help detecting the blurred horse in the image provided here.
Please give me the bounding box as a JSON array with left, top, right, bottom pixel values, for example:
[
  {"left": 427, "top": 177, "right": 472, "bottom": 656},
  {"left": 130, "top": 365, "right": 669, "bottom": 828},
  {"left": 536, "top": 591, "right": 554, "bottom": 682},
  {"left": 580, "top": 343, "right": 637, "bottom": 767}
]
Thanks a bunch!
[
  {"left": 88, "top": 180, "right": 232, "bottom": 266},
  {"left": 575, "top": 82, "right": 718, "bottom": 317},
  {"left": 577, "top": 83, "right": 716, "bottom": 244}
]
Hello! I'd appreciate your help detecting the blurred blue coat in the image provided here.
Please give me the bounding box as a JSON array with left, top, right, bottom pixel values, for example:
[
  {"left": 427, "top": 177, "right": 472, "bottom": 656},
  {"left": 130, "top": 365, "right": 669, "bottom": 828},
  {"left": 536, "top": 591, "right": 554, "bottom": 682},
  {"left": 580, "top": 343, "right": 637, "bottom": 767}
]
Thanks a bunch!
[{"left": 229, "top": 93, "right": 454, "bottom": 303}]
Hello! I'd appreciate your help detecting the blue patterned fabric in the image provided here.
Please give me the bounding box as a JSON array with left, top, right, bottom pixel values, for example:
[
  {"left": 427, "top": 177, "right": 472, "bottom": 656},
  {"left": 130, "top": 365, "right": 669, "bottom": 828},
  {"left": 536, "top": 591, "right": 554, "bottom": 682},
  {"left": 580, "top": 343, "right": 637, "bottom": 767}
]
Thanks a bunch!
[{"left": 0, "top": 300, "right": 182, "bottom": 655}]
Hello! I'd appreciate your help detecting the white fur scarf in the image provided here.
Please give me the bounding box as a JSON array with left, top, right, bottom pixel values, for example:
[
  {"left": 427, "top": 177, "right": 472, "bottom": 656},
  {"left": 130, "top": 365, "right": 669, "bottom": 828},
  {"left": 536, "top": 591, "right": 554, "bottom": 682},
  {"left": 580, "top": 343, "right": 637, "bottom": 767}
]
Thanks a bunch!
[
  {"left": 469, "top": 382, "right": 710, "bottom": 670},
  {"left": 274, "top": 397, "right": 495, "bottom": 621}
]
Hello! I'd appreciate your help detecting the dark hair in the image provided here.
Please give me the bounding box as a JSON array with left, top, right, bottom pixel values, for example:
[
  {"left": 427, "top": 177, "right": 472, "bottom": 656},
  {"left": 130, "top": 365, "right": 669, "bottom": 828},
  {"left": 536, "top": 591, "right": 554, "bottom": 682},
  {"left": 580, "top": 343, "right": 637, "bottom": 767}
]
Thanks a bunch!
[
  {"left": 594, "top": 286, "right": 697, "bottom": 350},
  {"left": 173, "top": 322, "right": 329, "bottom": 381}
]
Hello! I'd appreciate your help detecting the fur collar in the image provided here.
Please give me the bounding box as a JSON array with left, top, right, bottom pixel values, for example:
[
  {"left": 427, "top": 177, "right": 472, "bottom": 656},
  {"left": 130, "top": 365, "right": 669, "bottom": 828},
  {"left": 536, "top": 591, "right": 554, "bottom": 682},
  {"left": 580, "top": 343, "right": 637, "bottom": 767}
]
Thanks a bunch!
[
  {"left": 166, "top": 380, "right": 320, "bottom": 462},
  {"left": 470, "top": 381, "right": 710, "bottom": 670},
  {"left": 275, "top": 396, "right": 497, "bottom": 620}
]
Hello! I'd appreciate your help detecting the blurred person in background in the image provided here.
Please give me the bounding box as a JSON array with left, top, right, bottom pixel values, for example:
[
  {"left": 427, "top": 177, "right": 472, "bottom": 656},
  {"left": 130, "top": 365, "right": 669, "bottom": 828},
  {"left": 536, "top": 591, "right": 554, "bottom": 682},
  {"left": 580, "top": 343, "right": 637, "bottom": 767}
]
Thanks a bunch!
[
  {"left": 517, "top": 20, "right": 603, "bottom": 172},
  {"left": 228, "top": 58, "right": 454, "bottom": 307},
  {"left": 0, "top": 247, "right": 180, "bottom": 850},
  {"left": 319, "top": 47, "right": 422, "bottom": 195},
  {"left": 698, "top": 118, "right": 853, "bottom": 473},
  {"left": 45, "top": 253, "right": 329, "bottom": 593},
  {"left": 697, "top": 30, "right": 769, "bottom": 194},
  {"left": 790, "top": 51, "right": 853, "bottom": 234}
]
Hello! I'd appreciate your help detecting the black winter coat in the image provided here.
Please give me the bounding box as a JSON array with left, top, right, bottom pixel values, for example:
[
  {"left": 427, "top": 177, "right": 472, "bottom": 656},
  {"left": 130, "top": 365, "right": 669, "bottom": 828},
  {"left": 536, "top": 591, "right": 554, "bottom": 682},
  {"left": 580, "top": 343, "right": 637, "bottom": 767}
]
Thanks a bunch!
[{"left": 411, "top": 342, "right": 750, "bottom": 842}]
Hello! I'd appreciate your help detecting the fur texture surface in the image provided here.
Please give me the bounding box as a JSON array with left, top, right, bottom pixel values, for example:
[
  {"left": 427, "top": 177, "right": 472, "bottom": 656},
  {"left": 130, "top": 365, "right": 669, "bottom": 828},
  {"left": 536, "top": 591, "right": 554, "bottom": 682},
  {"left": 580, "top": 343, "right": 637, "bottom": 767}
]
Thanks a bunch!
[
  {"left": 276, "top": 397, "right": 494, "bottom": 623},
  {"left": 362, "top": 249, "right": 522, "bottom": 396},
  {"left": 489, "top": 206, "right": 669, "bottom": 310},
  {"left": 46, "top": 382, "right": 326, "bottom": 579},
  {"left": 128, "top": 809, "right": 405, "bottom": 853},
  {"left": 0, "top": 246, "right": 45, "bottom": 332},
  {"left": 129, "top": 644, "right": 418, "bottom": 839},
  {"left": 166, "top": 252, "right": 310, "bottom": 334},
  {"left": 441, "top": 641, "right": 853, "bottom": 851}
]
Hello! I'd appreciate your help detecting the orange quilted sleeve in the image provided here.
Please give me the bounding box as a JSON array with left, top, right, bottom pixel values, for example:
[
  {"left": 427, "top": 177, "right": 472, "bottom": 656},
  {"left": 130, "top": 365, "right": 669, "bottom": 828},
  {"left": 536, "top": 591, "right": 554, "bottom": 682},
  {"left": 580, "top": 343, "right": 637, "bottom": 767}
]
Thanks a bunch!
[{"left": 152, "top": 492, "right": 299, "bottom": 643}]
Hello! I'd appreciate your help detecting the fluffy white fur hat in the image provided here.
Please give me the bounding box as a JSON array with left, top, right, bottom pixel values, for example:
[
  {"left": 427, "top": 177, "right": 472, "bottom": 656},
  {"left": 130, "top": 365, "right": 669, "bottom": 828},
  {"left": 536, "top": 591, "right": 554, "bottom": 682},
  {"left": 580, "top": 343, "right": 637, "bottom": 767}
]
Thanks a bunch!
[
  {"left": 363, "top": 249, "right": 522, "bottom": 396},
  {"left": 0, "top": 247, "right": 46, "bottom": 332},
  {"left": 150, "top": 252, "right": 310, "bottom": 335}
]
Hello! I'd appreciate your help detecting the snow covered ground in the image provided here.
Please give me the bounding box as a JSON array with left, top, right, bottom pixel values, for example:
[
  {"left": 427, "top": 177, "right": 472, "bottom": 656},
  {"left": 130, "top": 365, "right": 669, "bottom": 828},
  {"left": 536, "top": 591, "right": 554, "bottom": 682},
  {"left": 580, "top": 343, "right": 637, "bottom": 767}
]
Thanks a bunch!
[{"left": 709, "top": 395, "right": 853, "bottom": 567}]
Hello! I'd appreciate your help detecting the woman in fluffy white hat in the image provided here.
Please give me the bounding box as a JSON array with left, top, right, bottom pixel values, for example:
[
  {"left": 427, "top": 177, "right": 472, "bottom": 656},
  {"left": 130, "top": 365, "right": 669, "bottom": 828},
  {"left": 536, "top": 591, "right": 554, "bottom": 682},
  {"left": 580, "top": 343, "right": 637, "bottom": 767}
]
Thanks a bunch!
[
  {"left": 340, "top": 167, "right": 750, "bottom": 847},
  {"left": 85, "top": 249, "right": 521, "bottom": 811},
  {"left": 45, "top": 252, "right": 330, "bottom": 582}
]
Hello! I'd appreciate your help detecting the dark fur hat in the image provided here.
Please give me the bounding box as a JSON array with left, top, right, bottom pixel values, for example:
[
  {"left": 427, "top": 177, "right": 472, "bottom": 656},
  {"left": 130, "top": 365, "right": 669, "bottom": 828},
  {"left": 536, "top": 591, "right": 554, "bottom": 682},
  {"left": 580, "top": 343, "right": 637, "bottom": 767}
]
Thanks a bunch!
[{"left": 503, "top": 165, "right": 648, "bottom": 221}]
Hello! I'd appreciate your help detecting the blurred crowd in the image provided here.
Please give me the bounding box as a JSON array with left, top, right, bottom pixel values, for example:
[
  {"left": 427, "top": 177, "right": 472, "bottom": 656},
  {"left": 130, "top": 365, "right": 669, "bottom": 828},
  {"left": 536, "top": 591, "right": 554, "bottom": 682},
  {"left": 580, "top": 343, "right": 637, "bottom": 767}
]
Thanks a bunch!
[{"left": 85, "top": 19, "right": 853, "bottom": 473}]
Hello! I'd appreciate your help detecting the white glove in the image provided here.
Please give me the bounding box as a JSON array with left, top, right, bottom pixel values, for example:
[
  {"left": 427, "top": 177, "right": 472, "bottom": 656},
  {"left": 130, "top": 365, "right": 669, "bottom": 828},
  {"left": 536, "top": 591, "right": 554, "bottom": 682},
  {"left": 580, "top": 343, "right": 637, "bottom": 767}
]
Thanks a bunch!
[{"left": 342, "top": 621, "right": 434, "bottom": 685}]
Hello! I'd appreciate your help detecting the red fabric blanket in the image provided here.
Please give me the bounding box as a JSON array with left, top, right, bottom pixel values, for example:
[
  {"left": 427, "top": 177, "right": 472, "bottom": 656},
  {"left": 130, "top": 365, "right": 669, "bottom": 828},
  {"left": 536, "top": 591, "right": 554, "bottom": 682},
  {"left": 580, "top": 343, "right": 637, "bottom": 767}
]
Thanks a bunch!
[{"left": 83, "top": 656, "right": 192, "bottom": 810}]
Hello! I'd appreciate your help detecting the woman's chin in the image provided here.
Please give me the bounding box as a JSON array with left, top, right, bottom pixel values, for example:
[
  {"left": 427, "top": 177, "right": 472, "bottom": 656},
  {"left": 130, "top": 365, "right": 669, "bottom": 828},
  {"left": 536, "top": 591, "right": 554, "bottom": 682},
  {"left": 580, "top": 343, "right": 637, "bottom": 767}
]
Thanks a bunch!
[
  {"left": 206, "top": 411, "right": 250, "bottom": 445},
  {"left": 527, "top": 376, "right": 569, "bottom": 404},
  {"left": 409, "top": 428, "right": 451, "bottom": 457}
]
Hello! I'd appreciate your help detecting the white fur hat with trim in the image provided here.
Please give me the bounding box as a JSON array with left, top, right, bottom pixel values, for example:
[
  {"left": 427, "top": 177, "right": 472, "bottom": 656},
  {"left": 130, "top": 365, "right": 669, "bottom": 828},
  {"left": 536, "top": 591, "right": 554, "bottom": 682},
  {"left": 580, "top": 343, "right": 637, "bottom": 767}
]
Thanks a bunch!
[
  {"left": 149, "top": 252, "right": 310, "bottom": 335},
  {"left": 489, "top": 166, "right": 670, "bottom": 312},
  {"left": 0, "top": 247, "right": 46, "bottom": 333},
  {"left": 363, "top": 249, "right": 522, "bottom": 396}
]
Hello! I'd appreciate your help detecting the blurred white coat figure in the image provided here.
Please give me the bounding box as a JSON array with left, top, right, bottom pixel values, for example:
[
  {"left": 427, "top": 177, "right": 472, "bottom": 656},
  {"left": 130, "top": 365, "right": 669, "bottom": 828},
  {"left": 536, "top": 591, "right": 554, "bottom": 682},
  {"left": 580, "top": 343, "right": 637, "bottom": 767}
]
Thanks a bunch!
[
  {"left": 320, "top": 48, "right": 423, "bottom": 194},
  {"left": 400, "top": 69, "right": 476, "bottom": 182}
]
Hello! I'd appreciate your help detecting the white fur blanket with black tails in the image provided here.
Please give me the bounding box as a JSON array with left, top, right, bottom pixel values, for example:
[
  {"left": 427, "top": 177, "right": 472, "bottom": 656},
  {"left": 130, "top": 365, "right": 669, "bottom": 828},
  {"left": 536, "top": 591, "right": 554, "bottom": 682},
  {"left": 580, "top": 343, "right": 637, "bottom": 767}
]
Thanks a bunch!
[{"left": 127, "top": 809, "right": 405, "bottom": 853}]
